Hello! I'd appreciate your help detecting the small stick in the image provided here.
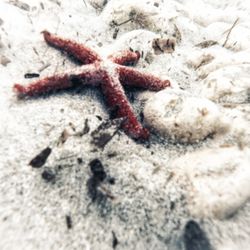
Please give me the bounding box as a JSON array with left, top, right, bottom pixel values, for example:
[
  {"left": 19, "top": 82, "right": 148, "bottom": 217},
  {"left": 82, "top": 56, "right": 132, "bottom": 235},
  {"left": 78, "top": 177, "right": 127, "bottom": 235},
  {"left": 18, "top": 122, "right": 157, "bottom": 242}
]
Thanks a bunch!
[
  {"left": 38, "top": 63, "right": 51, "bottom": 72},
  {"left": 113, "top": 18, "right": 133, "bottom": 27},
  {"left": 222, "top": 18, "right": 239, "bottom": 47}
]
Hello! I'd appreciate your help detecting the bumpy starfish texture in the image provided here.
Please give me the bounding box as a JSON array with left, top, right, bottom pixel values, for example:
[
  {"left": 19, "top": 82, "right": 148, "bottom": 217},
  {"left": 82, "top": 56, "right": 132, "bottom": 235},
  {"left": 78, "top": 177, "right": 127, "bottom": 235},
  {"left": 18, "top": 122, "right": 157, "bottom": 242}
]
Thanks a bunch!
[{"left": 13, "top": 31, "right": 171, "bottom": 140}]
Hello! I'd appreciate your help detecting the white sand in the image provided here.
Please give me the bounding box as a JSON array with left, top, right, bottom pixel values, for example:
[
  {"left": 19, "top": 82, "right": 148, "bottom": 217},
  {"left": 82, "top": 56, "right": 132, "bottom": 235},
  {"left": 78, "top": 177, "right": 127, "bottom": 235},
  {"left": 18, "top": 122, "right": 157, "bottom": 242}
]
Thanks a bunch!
[{"left": 0, "top": 0, "right": 250, "bottom": 249}]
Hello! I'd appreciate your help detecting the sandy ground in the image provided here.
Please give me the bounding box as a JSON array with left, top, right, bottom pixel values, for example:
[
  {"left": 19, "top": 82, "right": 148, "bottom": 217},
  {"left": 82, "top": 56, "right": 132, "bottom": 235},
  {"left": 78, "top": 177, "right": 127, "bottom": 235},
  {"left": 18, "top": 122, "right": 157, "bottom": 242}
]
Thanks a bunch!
[{"left": 0, "top": 0, "right": 250, "bottom": 250}]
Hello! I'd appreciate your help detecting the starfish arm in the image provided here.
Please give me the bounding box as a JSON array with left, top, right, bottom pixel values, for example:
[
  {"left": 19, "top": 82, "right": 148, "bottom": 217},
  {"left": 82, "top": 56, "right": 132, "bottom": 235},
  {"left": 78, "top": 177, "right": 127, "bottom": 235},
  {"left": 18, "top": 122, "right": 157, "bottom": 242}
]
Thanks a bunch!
[
  {"left": 117, "top": 66, "right": 171, "bottom": 91},
  {"left": 42, "top": 31, "right": 101, "bottom": 64},
  {"left": 109, "top": 50, "right": 140, "bottom": 66},
  {"left": 101, "top": 71, "right": 149, "bottom": 140},
  {"left": 13, "top": 65, "right": 101, "bottom": 98}
]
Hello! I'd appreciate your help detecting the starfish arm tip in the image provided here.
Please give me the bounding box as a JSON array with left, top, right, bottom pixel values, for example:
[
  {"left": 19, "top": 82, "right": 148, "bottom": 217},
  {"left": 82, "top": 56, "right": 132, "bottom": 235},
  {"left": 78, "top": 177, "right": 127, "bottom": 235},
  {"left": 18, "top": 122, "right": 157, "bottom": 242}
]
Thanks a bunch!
[
  {"left": 135, "top": 50, "right": 141, "bottom": 60},
  {"left": 139, "top": 128, "right": 150, "bottom": 140},
  {"left": 41, "top": 30, "right": 49, "bottom": 35},
  {"left": 13, "top": 83, "right": 24, "bottom": 92},
  {"left": 41, "top": 30, "right": 52, "bottom": 41},
  {"left": 13, "top": 84, "right": 27, "bottom": 98},
  {"left": 124, "top": 123, "right": 150, "bottom": 140},
  {"left": 165, "top": 79, "right": 171, "bottom": 87},
  {"left": 130, "top": 128, "right": 150, "bottom": 141}
]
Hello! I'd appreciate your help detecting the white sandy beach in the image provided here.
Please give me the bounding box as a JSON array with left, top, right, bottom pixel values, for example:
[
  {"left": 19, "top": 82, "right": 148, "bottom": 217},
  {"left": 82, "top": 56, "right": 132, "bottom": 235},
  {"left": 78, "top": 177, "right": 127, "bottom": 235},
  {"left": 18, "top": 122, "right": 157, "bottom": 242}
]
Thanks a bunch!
[{"left": 0, "top": 0, "right": 250, "bottom": 249}]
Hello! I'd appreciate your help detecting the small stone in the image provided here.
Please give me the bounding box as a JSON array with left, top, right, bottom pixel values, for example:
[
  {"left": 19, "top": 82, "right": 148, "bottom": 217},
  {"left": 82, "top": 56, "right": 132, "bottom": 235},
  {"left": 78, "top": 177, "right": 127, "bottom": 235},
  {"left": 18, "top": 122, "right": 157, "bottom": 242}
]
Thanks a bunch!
[
  {"left": 184, "top": 220, "right": 212, "bottom": 250},
  {"left": 41, "top": 168, "right": 56, "bottom": 182},
  {"left": 89, "top": 158, "right": 107, "bottom": 182},
  {"left": 172, "top": 147, "right": 250, "bottom": 219},
  {"left": 144, "top": 89, "right": 230, "bottom": 143},
  {"left": 77, "top": 158, "right": 83, "bottom": 164},
  {"left": 107, "top": 177, "right": 115, "bottom": 185},
  {"left": 0, "top": 55, "right": 11, "bottom": 66}
]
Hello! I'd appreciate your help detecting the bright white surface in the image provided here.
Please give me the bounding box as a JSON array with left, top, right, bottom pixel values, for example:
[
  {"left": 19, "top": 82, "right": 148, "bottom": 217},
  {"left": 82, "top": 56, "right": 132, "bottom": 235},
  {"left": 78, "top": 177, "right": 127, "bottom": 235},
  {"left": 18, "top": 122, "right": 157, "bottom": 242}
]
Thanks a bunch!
[{"left": 1, "top": 0, "right": 250, "bottom": 250}]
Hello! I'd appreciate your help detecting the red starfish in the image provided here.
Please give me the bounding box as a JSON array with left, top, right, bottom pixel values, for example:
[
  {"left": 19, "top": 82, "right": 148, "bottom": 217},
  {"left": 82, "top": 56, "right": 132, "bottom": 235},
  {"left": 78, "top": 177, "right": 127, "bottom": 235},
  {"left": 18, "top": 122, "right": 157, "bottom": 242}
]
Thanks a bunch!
[{"left": 13, "top": 31, "right": 171, "bottom": 140}]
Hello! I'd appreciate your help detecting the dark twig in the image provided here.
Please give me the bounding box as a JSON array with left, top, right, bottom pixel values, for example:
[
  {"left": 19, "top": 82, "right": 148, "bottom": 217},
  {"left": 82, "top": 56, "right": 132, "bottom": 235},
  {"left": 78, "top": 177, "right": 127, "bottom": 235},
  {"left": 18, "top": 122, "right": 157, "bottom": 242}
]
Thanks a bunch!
[{"left": 222, "top": 18, "right": 239, "bottom": 47}]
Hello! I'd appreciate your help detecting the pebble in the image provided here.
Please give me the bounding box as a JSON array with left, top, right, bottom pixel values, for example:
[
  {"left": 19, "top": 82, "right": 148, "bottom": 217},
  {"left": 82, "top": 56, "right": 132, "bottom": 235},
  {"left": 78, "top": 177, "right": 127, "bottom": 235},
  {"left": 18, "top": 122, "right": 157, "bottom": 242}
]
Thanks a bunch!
[
  {"left": 41, "top": 168, "right": 56, "bottom": 182},
  {"left": 184, "top": 220, "right": 212, "bottom": 250},
  {"left": 0, "top": 55, "right": 11, "bottom": 66},
  {"left": 143, "top": 89, "right": 230, "bottom": 143},
  {"left": 172, "top": 146, "right": 250, "bottom": 219}
]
